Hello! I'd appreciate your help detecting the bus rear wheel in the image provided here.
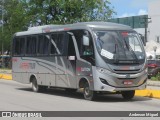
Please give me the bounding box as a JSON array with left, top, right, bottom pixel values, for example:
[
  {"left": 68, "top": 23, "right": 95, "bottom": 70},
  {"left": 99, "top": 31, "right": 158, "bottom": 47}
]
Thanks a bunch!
[
  {"left": 83, "top": 82, "right": 96, "bottom": 101},
  {"left": 121, "top": 90, "right": 135, "bottom": 100},
  {"left": 31, "top": 77, "right": 47, "bottom": 92}
]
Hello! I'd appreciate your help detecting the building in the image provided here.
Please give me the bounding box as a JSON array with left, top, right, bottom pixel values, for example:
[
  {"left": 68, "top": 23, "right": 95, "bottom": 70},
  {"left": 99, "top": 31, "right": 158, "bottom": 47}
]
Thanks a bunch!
[
  {"left": 108, "top": 15, "right": 147, "bottom": 45},
  {"left": 108, "top": 1, "right": 160, "bottom": 59},
  {"left": 148, "top": 0, "right": 160, "bottom": 42},
  {"left": 108, "top": 1, "right": 160, "bottom": 43}
]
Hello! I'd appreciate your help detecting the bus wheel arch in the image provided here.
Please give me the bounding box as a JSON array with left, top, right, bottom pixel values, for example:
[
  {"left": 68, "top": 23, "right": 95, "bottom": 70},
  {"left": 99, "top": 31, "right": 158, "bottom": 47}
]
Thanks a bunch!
[
  {"left": 79, "top": 78, "right": 89, "bottom": 89},
  {"left": 30, "top": 75, "right": 37, "bottom": 83},
  {"left": 79, "top": 78, "right": 96, "bottom": 101}
]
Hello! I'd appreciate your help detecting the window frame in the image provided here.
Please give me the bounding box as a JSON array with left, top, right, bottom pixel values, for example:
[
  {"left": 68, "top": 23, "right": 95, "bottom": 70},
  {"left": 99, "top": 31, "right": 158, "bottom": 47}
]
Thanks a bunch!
[{"left": 12, "top": 36, "right": 26, "bottom": 57}]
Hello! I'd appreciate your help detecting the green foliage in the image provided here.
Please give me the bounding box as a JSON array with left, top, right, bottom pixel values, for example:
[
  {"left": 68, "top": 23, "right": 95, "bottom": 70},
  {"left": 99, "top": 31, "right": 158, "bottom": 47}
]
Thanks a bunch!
[
  {"left": 151, "top": 73, "right": 160, "bottom": 81},
  {"left": 0, "top": 0, "right": 115, "bottom": 52},
  {"left": 0, "top": 0, "right": 30, "bottom": 51},
  {"left": 27, "top": 0, "right": 115, "bottom": 24}
]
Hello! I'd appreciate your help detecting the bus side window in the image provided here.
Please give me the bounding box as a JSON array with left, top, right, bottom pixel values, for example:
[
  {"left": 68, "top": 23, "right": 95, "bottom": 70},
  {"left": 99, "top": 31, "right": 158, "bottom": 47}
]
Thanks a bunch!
[
  {"left": 26, "top": 36, "right": 37, "bottom": 55},
  {"left": 43, "top": 35, "right": 50, "bottom": 55},
  {"left": 71, "top": 30, "right": 93, "bottom": 56},
  {"left": 50, "top": 33, "right": 57, "bottom": 55},
  {"left": 71, "top": 30, "right": 95, "bottom": 65},
  {"left": 55, "top": 33, "right": 65, "bottom": 55},
  {"left": 37, "top": 34, "right": 49, "bottom": 55},
  {"left": 13, "top": 37, "right": 25, "bottom": 56},
  {"left": 68, "top": 34, "right": 76, "bottom": 56}
]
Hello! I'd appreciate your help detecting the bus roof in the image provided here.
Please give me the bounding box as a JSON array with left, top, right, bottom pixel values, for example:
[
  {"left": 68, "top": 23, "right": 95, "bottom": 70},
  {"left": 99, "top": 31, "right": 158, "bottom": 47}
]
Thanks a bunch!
[{"left": 14, "top": 22, "right": 132, "bottom": 36}]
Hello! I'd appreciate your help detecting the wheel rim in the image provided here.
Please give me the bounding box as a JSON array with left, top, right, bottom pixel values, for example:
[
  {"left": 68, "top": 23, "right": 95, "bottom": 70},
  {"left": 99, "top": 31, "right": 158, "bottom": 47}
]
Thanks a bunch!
[
  {"left": 84, "top": 86, "right": 90, "bottom": 96},
  {"left": 32, "top": 79, "right": 38, "bottom": 91}
]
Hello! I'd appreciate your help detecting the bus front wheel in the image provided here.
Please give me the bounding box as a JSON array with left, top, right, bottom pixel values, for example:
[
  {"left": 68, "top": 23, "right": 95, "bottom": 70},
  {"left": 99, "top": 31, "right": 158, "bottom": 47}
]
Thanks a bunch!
[
  {"left": 83, "top": 82, "right": 96, "bottom": 101},
  {"left": 121, "top": 90, "right": 135, "bottom": 100}
]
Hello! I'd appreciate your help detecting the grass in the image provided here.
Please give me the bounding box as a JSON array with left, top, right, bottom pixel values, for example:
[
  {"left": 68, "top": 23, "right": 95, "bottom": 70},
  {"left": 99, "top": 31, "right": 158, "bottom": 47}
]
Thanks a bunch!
[
  {"left": 0, "top": 68, "right": 11, "bottom": 70},
  {"left": 151, "top": 73, "right": 160, "bottom": 81},
  {"left": 0, "top": 68, "right": 12, "bottom": 73}
]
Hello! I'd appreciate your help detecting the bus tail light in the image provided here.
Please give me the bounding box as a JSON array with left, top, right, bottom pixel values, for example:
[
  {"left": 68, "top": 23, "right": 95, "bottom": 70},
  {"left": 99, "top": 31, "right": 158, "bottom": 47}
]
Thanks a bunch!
[{"left": 148, "top": 64, "right": 157, "bottom": 68}]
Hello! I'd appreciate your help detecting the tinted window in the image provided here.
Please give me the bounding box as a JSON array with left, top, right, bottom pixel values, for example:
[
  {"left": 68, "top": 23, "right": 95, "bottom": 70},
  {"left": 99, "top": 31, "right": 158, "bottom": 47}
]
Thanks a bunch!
[
  {"left": 26, "top": 36, "right": 37, "bottom": 55},
  {"left": 50, "top": 33, "right": 65, "bottom": 55},
  {"left": 68, "top": 35, "right": 76, "bottom": 56},
  {"left": 55, "top": 33, "right": 64, "bottom": 55},
  {"left": 37, "top": 34, "right": 49, "bottom": 55},
  {"left": 71, "top": 30, "right": 95, "bottom": 65},
  {"left": 14, "top": 37, "right": 25, "bottom": 56},
  {"left": 50, "top": 34, "right": 57, "bottom": 55},
  {"left": 71, "top": 30, "right": 94, "bottom": 56}
]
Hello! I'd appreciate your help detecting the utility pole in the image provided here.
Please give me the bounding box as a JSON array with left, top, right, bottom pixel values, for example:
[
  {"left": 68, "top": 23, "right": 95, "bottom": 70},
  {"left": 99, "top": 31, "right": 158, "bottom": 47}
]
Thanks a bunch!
[
  {"left": 141, "top": 16, "right": 151, "bottom": 45},
  {"left": 1, "top": 0, "right": 4, "bottom": 67}
]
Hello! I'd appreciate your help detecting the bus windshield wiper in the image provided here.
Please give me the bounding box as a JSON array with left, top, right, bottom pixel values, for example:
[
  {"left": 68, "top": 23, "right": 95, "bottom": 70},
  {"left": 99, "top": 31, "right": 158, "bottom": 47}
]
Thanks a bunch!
[
  {"left": 124, "top": 39, "right": 139, "bottom": 63},
  {"left": 114, "top": 44, "right": 119, "bottom": 63}
]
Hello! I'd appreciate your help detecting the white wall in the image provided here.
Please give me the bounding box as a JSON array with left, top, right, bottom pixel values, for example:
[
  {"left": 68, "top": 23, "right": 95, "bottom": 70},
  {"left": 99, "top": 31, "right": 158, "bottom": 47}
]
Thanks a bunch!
[
  {"left": 148, "top": 1, "right": 160, "bottom": 42},
  {"left": 134, "top": 28, "right": 145, "bottom": 35}
]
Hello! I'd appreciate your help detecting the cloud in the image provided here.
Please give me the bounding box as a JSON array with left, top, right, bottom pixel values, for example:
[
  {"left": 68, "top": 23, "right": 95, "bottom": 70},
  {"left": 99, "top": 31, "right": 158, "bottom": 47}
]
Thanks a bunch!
[
  {"left": 138, "top": 9, "right": 148, "bottom": 15},
  {"left": 119, "top": 9, "right": 147, "bottom": 18},
  {"left": 119, "top": 13, "right": 135, "bottom": 18},
  {"left": 131, "top": 0, "right": 159, "bottom": 8}
]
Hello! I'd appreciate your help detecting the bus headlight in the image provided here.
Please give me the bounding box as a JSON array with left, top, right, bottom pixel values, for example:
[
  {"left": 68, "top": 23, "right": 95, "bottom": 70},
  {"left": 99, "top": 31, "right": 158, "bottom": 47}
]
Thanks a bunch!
[{"left": 97, "top": 67, "right": 112, "bottom": 74}]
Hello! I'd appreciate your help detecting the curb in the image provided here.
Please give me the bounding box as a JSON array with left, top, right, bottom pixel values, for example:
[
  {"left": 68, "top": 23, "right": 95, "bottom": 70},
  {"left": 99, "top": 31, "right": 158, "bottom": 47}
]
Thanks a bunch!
[
  {"left": 0, "top": 74, "right": 12, "bottom": 80},
  {"left": 135, "top": 89, "right": 160, "bottom": 99},
  {"left": 0, "top": 74, "right": 160, "bottom": 99},
  {"left": 147, "top": 80, "right": 160, "bottom": 87}
]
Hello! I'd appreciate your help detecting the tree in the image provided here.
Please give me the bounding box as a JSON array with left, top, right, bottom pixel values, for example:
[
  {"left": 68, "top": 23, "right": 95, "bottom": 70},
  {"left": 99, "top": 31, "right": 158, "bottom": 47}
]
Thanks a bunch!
[
  {"left": 0, "top": 0, "right": 30, "bottom": 52},
  {"left": 27, "top": 0, "right": 115, "bottom": 25},
  {"left": 0, "top": 0, "right": 115, "bottom": 52}
]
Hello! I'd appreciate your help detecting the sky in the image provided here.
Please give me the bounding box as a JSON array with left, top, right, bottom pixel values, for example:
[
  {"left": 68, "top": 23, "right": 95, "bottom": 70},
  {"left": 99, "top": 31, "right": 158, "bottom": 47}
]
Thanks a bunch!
[{"left": 109, "top": 0, "right": 158, "bottom": 18}]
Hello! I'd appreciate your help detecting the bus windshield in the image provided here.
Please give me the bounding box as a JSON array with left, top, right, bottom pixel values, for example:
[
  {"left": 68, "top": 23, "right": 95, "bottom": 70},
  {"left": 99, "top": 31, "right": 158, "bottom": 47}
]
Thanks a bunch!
[{"left": 95, "top": 31, "right": 145, "bottom": 64}]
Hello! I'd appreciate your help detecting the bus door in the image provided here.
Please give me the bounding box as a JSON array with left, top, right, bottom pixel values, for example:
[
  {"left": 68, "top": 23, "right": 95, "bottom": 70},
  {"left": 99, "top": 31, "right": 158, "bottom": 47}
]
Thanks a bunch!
[
  {"left": 52, "top": 32, "right": 76, "bottom": 88},
  {"left": 64, "top": 33, "right": 77, "bottom": 88}
]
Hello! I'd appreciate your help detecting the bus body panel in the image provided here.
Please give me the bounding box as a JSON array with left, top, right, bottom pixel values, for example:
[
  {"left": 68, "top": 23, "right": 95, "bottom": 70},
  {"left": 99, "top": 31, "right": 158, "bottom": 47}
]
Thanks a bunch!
[
  {"left": 92, "top": 66, "right": 147, "bottom": 91},
  {"left": 12, "top": 56, "right": 77, "bottom": 89},
  {"left": 12, "top": 22, "right": 147, "bottom": 94}
]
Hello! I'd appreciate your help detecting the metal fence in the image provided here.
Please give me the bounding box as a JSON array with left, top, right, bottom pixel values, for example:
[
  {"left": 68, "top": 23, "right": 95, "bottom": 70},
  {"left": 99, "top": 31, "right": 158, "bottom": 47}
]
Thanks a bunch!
[{"left": 108, "top": 15, "right": 148, "bottom": 28}]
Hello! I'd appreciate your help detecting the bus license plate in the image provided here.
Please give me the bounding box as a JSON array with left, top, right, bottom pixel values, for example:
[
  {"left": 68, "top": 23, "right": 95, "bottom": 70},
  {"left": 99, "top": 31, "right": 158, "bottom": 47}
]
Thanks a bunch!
[{"left": 123, "top": 81, "right": 132, "bottom": 85}]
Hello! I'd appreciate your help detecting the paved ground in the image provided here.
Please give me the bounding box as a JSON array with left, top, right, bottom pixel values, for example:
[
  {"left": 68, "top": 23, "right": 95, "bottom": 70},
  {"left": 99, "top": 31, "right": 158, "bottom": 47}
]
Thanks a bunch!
[
  {"left": 0, "top": 79, "right": 159, "bottom": 111},
  {"left": 0, "top": 79, "right": 160, "bottom": 120}
]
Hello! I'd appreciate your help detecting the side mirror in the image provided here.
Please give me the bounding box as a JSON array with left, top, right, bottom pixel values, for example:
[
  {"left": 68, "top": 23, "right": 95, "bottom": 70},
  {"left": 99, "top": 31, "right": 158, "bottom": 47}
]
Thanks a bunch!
[{"left": 83, "top": 36, "right": 90, "bottom": 46}]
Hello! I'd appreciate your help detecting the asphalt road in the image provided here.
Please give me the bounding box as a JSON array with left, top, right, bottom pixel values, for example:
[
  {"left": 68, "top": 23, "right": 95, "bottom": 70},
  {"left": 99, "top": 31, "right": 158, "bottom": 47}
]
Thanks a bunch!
[
  {"left": 0, "top": 79, "right": 160, "bottom": 111},
  {"left": 0, "top": 79, "right": 160, "bottom": 120}
]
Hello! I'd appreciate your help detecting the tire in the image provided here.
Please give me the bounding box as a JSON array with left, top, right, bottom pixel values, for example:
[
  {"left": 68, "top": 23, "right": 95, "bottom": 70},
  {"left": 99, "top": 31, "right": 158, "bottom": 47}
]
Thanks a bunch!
[
  {"left": 121, "top": 90, "right": 135, "bottom": 100},
  {"left": 31, "top": 77, "right": 39, "bottom": 92},
  {"left": 83, "top": 82, "right": 96, "bottom": 101},
  {"left": 31, "top": 77, "right": 47, "bottom": 92}
]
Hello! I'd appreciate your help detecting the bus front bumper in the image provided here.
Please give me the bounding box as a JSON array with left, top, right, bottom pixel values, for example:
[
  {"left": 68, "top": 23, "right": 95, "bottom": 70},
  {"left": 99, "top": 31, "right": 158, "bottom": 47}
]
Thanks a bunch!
[{"left": 92, "top": 66, "right": 148, "bottom": 92}]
